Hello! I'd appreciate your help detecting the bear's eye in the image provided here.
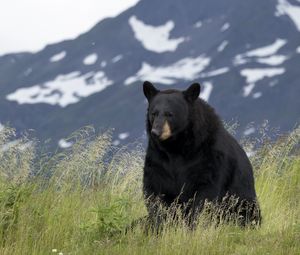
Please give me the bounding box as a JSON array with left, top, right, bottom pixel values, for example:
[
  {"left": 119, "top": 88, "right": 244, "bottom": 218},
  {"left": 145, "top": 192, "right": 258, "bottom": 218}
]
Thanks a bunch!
[
  {"left": 165, "top": 112, "right": 173, "bottom": 117},
  {"left": 151, "top": 111, "right": 158, "bottom": 117}
]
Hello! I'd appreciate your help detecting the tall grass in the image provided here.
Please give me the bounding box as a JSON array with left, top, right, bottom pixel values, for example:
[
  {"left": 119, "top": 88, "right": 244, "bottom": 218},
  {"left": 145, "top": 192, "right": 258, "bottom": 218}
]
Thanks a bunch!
[{"left": 0, "top": 126, "right": 299, "bottom": 255}]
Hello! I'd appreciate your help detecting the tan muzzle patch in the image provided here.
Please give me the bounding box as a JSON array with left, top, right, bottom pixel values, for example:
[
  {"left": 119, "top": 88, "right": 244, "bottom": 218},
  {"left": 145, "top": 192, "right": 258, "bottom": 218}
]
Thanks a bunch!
[{"left": 160, "top": 121, "right": 172, "bottom": 140}]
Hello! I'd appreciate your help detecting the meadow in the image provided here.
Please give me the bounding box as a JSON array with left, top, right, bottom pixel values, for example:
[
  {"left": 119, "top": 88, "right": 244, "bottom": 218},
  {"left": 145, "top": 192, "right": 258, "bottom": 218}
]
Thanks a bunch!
[{"left": 0, "top": 126, "right": 299, "bottom": 255}]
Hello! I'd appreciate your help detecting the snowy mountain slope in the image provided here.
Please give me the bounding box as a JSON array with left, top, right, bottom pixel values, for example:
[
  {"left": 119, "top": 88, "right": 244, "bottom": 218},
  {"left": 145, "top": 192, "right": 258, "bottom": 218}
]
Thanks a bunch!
[{"left": 0, "top": 0, "right": 300, "bottom": 148}]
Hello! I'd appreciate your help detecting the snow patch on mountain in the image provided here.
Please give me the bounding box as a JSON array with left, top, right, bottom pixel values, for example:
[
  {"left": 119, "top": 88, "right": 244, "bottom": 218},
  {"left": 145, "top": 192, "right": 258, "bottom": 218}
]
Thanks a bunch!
[
  {"left": 129, "top": 16, "right": 185, "bottom": 53},
  {"left": 112, "top": 140, "right": 120, "bottom": 146},
  {"left": 235, "top": 39, "right": 286, "bottom": 62},
  {"left": 6, "top": 71, "right": 113, "bottom": 107},
  {"left": 218, "top": 40, "right": 229, "bottom": 52},
  {"left": 125, "top": 56, "right": 211, "bottom": 85},
  {"left": 233, "top": 55, "right": 248, "bottom": 65},
  {"left": 241, "top": 68, "right": 285, "bottom": 83},
  {"left": 243, "top": 83, "right": 256, "bottom": 97},
  {"left": 234, "top": 39, "right": 287, "bottom": 66},
  {"left": 241, "top": 68, "right": 285, "bottom": 96},
  {"left": 256, "top": 55, "right": 288, "bottom": 65},
  {"left": 194, "top": 21, "right": 202, "bottom": 28},
  {"left": 221, "top": 23, "right": 230, "bottom": 32},
  {"left": 24, "top": 68, "right": 33, "bottom": 76},
  {"left": 58, "top": 139, "right": 73, "bottom": 149},
  {"left": 276, "top": 0, "right": 300, "bottom": 32},
  {"left": 200, "top": 67, "right": 229, "bottom": 78},
  {"left": 83, "top": 53, "right": 98, "bottom": 65},
  {"left": 253, "top": 92, "right": 262, "bottom": 99},
  {"left": 269, "top": 79, "right": 279, "bottom": 87},
  {"left": 0, "top": 123, "right": 4, "bottom": 132},
  {"left": 200, "top": 82, "right": 213, "bottom": 102},
  {"left": 118, "top": 132, "right": 129, "bottom": 140},
  {"left": 50, "top": 51, "right": 66, "bottom": 62},
  {"left": 244, "top": 127, "right": 255, "bottom": 136},
  {"left": 244, "top": 39, "right": 287, "bottom": 57},
  {"left": 112, "top": 55, "right": 123, "bottom": 63}
]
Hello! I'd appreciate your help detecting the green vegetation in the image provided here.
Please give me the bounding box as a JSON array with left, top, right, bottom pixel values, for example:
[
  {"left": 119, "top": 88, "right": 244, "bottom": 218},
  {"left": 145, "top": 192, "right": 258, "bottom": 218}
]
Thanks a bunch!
[{"left": 0, "top": 126, "right": 299, "bottom": 255}]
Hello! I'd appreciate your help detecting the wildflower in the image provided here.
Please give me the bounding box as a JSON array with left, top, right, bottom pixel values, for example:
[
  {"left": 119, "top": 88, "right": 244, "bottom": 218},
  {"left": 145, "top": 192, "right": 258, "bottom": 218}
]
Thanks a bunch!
[{"left": 52, "top": 249, "right": 57, "bottom": 253}]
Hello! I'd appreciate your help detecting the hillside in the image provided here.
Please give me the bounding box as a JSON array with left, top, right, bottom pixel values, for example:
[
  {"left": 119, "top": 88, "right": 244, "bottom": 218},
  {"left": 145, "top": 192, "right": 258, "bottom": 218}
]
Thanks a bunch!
[{"left": 0, "top": 126, "right": 299, "bottom": 254}]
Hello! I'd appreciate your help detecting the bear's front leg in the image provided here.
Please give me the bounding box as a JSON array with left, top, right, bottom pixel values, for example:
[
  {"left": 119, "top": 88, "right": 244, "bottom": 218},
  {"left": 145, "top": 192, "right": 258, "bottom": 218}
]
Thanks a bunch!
[
  {"left": 144, "top": 193, "right": 168, "bottom": 233},
  {"left": 183, "top": 187, "right": 221, "bottom": 228}
]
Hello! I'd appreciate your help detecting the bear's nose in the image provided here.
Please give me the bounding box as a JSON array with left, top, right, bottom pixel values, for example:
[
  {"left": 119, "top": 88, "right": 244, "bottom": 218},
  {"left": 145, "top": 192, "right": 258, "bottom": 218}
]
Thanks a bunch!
[{"left": 151, "top": 128, "right": 160, "bottom": 137}]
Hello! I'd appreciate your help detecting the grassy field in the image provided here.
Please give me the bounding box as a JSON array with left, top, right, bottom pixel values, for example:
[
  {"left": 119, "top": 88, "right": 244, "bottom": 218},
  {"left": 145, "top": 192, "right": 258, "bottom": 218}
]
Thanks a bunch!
[{"left": 0, "top": 126, "right": 299, "bottom": 255}]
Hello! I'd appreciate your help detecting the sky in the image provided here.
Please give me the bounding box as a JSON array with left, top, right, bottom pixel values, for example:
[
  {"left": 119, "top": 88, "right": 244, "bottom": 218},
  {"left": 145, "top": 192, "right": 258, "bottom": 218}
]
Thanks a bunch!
[{"left": 0, "top": 0, "right": 140, "bottom": 55}]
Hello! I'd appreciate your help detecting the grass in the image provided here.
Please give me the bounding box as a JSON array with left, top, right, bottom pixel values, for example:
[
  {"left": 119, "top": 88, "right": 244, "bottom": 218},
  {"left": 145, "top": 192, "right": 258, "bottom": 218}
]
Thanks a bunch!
[{"left": 0, "top": 126, "right": 299, "bottom": 255}]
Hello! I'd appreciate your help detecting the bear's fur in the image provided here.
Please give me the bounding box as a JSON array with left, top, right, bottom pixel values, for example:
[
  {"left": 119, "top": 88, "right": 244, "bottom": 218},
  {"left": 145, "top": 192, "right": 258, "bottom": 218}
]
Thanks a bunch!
[{"left": 143, "top": 81, "right": 261, "bottom": 228}]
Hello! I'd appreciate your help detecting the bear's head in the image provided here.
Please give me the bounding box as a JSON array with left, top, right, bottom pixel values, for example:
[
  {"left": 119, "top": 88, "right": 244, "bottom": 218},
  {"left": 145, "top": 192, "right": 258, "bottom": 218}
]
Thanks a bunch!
[{"left": 143, "top": 81, "right": 201, "bottom": 141}]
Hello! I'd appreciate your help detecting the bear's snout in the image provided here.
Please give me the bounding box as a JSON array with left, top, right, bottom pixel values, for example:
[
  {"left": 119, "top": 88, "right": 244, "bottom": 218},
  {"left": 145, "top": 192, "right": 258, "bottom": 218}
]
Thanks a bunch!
[
  {"left": 151, "top": 128, "right": 161, "bottom": 137},
  {"left": 160, "top": 121, "right": 172, "bottom": 140},
  {"left": 151, "top": 121, "right": 172, "bottom": 141}
]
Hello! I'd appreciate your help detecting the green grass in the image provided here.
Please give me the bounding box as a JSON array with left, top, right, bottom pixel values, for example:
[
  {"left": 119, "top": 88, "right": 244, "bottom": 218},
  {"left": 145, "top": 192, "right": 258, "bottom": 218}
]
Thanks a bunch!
[{"left": 0, "top": 126, "right": 299, "bottom": 255}]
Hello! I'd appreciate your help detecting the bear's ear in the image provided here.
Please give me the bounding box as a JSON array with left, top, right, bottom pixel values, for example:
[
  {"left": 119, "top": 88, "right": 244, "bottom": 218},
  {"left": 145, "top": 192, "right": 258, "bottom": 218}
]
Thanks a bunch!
[
  {"left": 143, "top": 81, "right": 159, "bottom": 102},
  {"left": 183, "top": 83, "right": 201, "bottom": 102}
]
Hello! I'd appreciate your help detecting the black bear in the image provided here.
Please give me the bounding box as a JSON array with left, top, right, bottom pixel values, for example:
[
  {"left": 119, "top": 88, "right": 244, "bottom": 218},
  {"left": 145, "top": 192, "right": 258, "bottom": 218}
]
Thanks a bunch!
[{"left": 143, "top": 81, "right": 261, "bottom": 228}]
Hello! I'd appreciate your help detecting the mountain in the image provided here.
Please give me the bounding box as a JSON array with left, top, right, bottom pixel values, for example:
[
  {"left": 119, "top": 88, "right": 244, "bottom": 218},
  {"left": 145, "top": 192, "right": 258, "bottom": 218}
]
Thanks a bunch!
[{"left": 0, "top": 0, "right": 300, "bottom": 148}]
